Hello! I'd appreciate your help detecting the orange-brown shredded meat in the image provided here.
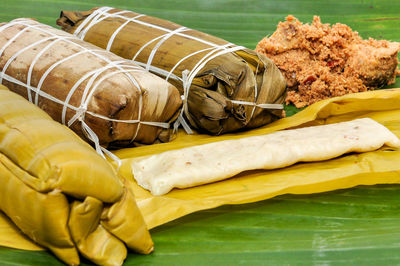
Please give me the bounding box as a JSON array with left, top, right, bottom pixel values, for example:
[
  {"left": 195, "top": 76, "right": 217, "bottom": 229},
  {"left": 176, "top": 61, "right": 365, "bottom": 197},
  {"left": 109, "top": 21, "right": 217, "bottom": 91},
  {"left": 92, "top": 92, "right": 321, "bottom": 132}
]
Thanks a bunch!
[{"left": 256, "top": 15, "right": 400, "bottom": 108}]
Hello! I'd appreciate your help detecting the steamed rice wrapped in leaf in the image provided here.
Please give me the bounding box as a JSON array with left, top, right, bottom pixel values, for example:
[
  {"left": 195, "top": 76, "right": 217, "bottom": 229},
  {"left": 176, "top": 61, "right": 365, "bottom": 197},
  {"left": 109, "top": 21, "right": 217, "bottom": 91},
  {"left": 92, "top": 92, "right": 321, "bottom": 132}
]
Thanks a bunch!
[
  {"left": 57, "top": 7, "right": 287, "bottom": 134},
  {"left": 0, "top": 18, "right": 182, "bottom": 149}
]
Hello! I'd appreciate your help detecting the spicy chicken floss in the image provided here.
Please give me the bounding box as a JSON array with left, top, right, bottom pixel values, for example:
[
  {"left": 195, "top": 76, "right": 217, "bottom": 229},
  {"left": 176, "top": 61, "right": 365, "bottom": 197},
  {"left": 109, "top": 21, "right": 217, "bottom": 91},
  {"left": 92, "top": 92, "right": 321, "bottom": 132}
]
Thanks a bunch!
[{"left": 256, "top": 15, "right": 400, "bottom": 108}]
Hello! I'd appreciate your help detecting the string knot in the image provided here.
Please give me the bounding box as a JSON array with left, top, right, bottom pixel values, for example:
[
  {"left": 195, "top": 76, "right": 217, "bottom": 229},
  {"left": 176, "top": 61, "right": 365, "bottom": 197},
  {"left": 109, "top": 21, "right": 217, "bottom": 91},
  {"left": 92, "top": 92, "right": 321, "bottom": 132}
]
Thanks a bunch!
[
  {"left": 68, "top": 105, "right": 87, "bottom": 127},
  {"left": 76, "top": 106, "right": 87, "bottom": 120}
]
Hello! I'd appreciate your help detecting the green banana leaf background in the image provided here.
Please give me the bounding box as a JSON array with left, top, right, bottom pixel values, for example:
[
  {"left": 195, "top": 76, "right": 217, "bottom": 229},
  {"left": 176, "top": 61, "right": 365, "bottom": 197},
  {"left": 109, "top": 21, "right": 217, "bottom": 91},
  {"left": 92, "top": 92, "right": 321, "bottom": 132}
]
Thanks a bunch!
[{"left": 1, "top": 0, "right": 400, "bottom": 264}]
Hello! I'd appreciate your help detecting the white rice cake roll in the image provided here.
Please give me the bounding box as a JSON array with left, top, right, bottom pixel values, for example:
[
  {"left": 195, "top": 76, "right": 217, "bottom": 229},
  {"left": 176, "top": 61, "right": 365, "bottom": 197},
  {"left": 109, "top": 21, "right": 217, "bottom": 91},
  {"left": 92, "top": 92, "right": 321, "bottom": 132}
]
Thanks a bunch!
[{"left": 132, "top": 118, "right": 400, "bottom": 195}]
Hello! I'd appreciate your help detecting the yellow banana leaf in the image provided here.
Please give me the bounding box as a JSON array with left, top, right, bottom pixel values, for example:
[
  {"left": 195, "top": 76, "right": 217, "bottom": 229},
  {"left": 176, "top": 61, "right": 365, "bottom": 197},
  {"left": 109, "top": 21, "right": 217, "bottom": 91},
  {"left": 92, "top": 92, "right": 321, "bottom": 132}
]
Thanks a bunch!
[
  {"left": 0, "top": 213, "right": 42, "bottom": 251},
  {"left": 1, "top": 88, "right": 400, "bottom": 250},
  {"left": 116, "top": 88, "right": 400, "bottom": 229}
]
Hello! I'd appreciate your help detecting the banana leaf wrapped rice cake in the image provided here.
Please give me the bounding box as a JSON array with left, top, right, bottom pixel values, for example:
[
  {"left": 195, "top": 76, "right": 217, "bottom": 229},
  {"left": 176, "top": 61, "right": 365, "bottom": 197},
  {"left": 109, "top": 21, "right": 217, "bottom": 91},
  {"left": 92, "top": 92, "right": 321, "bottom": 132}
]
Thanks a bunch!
[
  {"left": 0, "top": 85, "right": 153, "bottom": 265},
  {"left": 0, "top": 18, "right": 182, "bottom": 150},
  {"left": 57, "top": 7, "right": 287, "bottom": 134}
]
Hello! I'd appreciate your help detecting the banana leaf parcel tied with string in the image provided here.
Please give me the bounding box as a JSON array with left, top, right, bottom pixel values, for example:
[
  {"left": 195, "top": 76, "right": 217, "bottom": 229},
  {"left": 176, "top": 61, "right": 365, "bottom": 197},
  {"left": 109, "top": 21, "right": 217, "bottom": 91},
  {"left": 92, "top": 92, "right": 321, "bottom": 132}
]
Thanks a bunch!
[
  {"left": 0, "top": 85, "right": 153, "bottom": 266},
  {"left": 0, "top": 18, "right": 182, "bottom": 155},
  {"left": 57, "top": 7, "right": 287, "bottom": 134}
]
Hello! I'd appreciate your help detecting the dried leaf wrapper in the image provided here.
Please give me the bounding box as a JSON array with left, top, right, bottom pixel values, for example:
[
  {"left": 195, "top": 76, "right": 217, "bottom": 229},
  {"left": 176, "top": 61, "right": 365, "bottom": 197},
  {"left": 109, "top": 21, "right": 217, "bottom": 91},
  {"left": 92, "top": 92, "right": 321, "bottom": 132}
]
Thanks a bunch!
[
  {"left": 58, "top": 7, "right": 287, "bottom": 135},
  {"left": 0, "top": 19, "right": 182, "bottom": 150}
]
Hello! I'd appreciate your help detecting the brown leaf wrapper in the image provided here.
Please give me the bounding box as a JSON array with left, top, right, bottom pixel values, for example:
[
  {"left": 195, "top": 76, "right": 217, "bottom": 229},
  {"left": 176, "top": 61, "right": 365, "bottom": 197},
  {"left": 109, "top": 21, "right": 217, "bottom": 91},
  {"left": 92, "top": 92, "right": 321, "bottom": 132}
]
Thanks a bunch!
[
  {"left": 57, "top": 7, "right": 287, "bottom": 135},
  {"left": 0, "top": 19, "right": 182, "bottom": 148}
]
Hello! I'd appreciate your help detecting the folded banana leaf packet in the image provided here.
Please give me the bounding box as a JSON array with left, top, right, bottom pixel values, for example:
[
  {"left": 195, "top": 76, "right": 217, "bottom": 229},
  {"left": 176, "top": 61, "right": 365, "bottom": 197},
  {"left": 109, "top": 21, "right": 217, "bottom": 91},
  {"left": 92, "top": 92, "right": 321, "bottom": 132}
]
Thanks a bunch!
[
  {"left": 58, "top": 7, "right": 287, "bottom": 135},
  {"left": 0, "top": 85, "right": 153, "bottom": 265}
]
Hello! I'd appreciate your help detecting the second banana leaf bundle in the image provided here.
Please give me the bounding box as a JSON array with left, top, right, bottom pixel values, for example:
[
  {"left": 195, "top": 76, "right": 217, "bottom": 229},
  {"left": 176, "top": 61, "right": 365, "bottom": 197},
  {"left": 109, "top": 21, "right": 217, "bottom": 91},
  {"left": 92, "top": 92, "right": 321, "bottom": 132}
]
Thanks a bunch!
[
  {"left": 58, "top": 7, "right": 287, "bottom": 134},
  {"left": 0, "top": 85, "right": 153, "bottom": 265}
]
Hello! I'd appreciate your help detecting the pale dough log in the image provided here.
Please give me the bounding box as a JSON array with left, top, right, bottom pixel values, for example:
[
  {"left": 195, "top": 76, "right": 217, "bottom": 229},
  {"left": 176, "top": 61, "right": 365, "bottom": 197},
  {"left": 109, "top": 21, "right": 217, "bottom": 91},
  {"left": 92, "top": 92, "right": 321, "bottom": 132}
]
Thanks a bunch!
[{"left": 132, "top": 118, "right": 400, "bottom": 195}]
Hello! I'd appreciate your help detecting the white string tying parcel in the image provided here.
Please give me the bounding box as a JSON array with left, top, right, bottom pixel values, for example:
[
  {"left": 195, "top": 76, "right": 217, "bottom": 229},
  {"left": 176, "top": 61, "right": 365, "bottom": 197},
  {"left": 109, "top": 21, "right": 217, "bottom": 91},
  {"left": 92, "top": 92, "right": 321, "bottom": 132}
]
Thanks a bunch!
[
  {"left": 106, "top": 14, "right": 145, "bottom": 51},
  {"left": 73, "top": 7, "right": 284, "bottom": 134},
  {"left": 74, "top": 7, "right": 220, "bottom": 48},
  {"left": 0, "top": 19, "right": 171, "bottom": 167},
  {"left": 174, "top": 45, "right": 251, "bottom": 133},
  {"left": 74, "top": 7, "right": 130, "bottom": 41},
  {"left": 144, "top": 27, "right": 188, "bottom": 72}
]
